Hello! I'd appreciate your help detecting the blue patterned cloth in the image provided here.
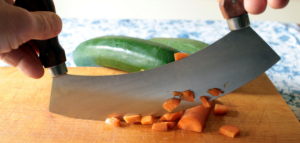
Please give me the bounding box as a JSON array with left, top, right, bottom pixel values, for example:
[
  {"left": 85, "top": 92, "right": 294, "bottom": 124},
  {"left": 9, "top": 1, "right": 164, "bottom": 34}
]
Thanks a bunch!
[{"left": 1, "top": 19, "right": 300, "bottom": 121}]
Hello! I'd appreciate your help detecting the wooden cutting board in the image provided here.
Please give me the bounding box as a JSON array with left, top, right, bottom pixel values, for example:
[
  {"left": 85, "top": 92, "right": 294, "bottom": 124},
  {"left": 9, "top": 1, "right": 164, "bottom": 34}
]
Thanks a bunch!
[{"left": 0, "top": 67, "right": 300, "bottom": 143}]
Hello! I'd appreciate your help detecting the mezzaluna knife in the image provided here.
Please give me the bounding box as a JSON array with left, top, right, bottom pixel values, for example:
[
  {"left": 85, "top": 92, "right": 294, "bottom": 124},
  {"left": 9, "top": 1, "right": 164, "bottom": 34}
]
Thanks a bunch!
[{"left": 16, "top": 0, "right": 280, "bottom": 121}]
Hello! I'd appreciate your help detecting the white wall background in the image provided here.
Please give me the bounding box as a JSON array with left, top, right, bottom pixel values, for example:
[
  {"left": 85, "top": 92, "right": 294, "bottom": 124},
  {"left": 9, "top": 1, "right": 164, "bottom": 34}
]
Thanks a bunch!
[{"left": 53, "top": 0, "right": 300, "bottom": 23}]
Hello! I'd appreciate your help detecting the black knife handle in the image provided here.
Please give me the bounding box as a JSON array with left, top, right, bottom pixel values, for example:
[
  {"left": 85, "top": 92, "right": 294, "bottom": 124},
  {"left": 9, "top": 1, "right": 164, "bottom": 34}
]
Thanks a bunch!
[
  {"left": 219, "top": 0, "right": 248, "bottom": 19},
  {"left": 15, "top": 0, "right": 66, "bottom": 68}
]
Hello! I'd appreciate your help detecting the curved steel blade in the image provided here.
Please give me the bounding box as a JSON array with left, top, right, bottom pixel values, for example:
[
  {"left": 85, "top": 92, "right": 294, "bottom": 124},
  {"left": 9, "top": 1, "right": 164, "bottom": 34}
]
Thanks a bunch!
[{"left": 50, "top": 27, "right": 280, "bottom": 120}]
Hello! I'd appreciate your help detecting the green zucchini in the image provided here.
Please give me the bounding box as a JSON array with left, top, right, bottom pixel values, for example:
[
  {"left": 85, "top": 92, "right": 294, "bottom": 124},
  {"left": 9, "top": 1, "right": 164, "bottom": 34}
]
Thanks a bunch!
[
  {"left": 72, "top": 43, "right": 99, "bottom": 67},
  {"left": 149, "top": 38, "right": 209, "bottom": 54},
  {"left": 73, "top": 36, "right": 179, "bottom": 72}
]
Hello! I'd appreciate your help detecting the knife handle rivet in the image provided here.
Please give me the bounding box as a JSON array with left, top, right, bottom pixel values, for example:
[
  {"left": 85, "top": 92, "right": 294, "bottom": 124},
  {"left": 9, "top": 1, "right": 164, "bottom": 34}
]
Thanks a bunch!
[{"left": 232, "top": 0, "right": 236, "bottom": 4}]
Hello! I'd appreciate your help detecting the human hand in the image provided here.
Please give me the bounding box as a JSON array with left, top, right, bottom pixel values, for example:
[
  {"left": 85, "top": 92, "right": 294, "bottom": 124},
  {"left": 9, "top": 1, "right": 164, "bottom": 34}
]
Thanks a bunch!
[
  {"left": 244, "top": 0, "right": 289, "bottom": 14},
  {"left": 0, "top": 0, "right": 62, "bottom": 79},
  {"left": 217, "top": 0, "right": 289, "bottom": 15}
]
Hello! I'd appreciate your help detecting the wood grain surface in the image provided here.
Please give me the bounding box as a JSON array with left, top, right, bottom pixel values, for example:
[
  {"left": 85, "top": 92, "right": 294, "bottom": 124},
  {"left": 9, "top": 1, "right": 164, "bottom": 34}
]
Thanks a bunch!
[{"left": 0, "top": 67, "right": 300, "bottom": 143}]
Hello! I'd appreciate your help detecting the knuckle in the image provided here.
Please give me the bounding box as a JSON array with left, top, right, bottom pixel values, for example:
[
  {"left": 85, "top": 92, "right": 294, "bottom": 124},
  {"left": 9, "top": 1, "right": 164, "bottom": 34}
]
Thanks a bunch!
[{"left": 33, "top": 12, "right": 56, "bottom": 39}]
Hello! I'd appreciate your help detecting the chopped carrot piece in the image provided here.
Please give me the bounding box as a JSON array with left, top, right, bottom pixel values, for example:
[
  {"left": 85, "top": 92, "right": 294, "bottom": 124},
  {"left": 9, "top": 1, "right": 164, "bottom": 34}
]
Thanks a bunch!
[
  {"left": 173, "top": 91, "right": 183, "bottom": 96},
  {"left": 163, "top": 98, "right": 181, "bottom": 112},
  {"left": 123, "top": 114, "right": 141, "bottom": 123},
  {"left": 214, "top": 104, "right": 228, "bottom": 115},
  {"left": 168, "top": 111, "right": 183, "bottom": 121},
  {"left": 160, "top": 113, "right": 171, "bottom": 121},
  {"left": 180, "top": 90, "right": 194, "bottom": 102},
  {"left": 160, "top": 111, "right": 183, "bottom": 121},
  {"left": 141, "top": 116, "right": 154, "bottom": 125},
  {"left": 177, "top": 101, "right": 213, "bottom": 132},
  {"left": 183, "top": 90, "right": 191, "bottom": 97},
  {"left": 105, "top": 117, "right": 120, "bottom": 127},
  {"left": 219, "top": 125, "right": 240, "bottom": 138},
  {"left": 174, "top": 53, "right": 190, "bottom": 61},
  {"left": 200, "top": 96, "right": 210, "bottom": 108},
  {"left": 166, "top": 122, "right": 176, "bottom": 129},
  {"left": 207, "top": 88, "right": 223, "bottom": 96},
  {"left": 152, "top": 122, "right": 168, "bottom": 131}
]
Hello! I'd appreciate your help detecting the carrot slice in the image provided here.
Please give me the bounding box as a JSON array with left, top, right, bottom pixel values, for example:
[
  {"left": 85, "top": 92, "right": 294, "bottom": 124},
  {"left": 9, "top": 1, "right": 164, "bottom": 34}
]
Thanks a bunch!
[
  {"left": 163, "top": 98, "right": 181, "bottom": 112},
  {"left": 180, "top": 90, "right": 194, "bottom": 102},
  {"left": 141, "top": 116, "right": 154, "bottom": 125},
  {"left": 105, "top": 117, "right": 120, "bottom": 127},
  {"left": 173, "top": 91, "right": 183, "bottom": 96},
  {"left": 177, "top": 101, "right": 213, "bottom": 132},
  {"left": 174, "top": 53, "right": 189, "bottom": 61},
  {"left": 166, "top": 122, "right": 176, "bottom": 129},
  {"left": 214, "top": 104, "right": 228, "bottom": 115},
  {"left": 160, "top": 111, "right": 183, "bottom": 121},
  {"left": 123, "top": 114, "right": 141, "bottom": 123},
  {"left": 219, "top": 125, "right": 240, "bottom": 138},
  {"left": 183, "top": 90, "right": 191, "bottom": 97},
  {"left": 169, "top": 111, "right": 183, "bottom": 121},
  {"left": 207, "top": 88, "right": 223, "bottom": 96},
  {"left": 160, "top": 113, "right": 171, "bottom": 121},
  {"left": 152, "top": 122, "right": 168, "bottom": 131},
  {"left": 200, "top": 96, "right": 210, "bottom": 108}
]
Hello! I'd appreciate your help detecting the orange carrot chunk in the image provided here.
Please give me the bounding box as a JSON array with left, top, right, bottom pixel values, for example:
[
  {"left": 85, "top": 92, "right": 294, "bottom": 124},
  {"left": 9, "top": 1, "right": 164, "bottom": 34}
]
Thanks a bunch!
[
  {"left": 219, "top": 125, "right": 240, "bottom": 138},
  {"left": 141, "top": 116, "right": 154, "bottom": 125},
  {"left": 163, "top": 98, "right": 181, "bottom": 112},
  {"left": 214, "top": 104, "right": 228, "bottom": 115},
  {"left": 177, "top": 101, "right": 213, "bottom": 132},
  {"left": 207, "top": 88, "right": 223, "bottom": 96},
  {"left": 168, "top": 111, "right": 183, "bottom": 121},
  {"left": 180, "top": 90, "right": 194, "bottom": 102},
  {"left": 160, "top": 113, "right": 171, "bottom": 121},
  {"left": 200, "top": 96, "right": 210, "bottom": 108},
  {"left": 105, "top": 117, "right": 120, "bottom": 127},
  {"left": 173, "top": 91, "right": 183, "bottom": 96},
  {"left": 160, "top": 111, "right": 183, "bottom": 121},
  {"left": 166, "top": 122, "right": 176, "bottom": 129},
  {"left": 123, "top": 114, "right": 141, "bottom": 123},
  {"left": 174, "top": 53, "right": 190, "bottom": 61},
  {"left": 152, "top": 122, "right": 168, "bottom": 131}
]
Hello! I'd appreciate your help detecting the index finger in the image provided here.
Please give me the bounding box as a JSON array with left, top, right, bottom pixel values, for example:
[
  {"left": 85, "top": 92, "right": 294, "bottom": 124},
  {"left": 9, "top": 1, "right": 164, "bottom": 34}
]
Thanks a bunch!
[{"left": 244, "top": 0, "right": 267, "bottom": 14}]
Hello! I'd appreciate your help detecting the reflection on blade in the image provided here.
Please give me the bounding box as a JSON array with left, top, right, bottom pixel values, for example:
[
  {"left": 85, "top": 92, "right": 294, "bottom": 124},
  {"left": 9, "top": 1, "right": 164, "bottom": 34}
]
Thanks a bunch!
[{"left": 50, "top": 27, "right": 280, "bottom": 121}]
